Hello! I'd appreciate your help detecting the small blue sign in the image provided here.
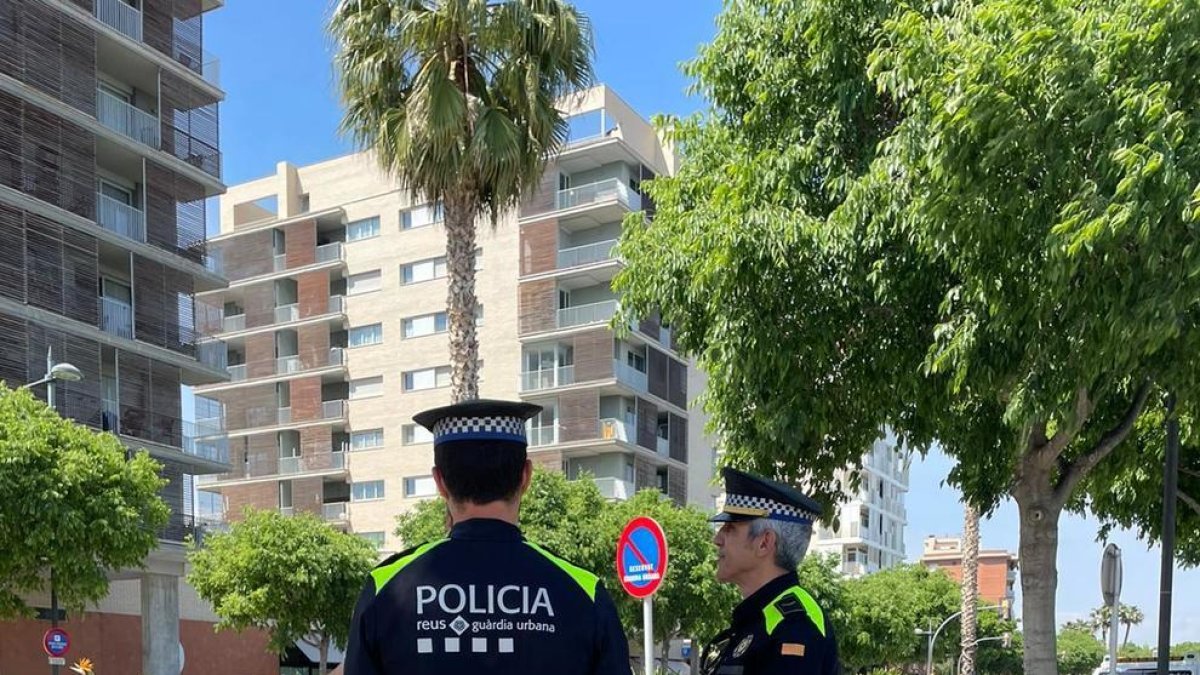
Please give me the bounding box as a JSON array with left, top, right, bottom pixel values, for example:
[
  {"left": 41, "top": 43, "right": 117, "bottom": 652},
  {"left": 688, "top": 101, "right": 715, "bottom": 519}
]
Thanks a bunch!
[
  {"left": 617, "top": 516, "right": 668, "bottom": 598},
  {"left": 43, "top": 628, "right": 70, "bottom": 657}
]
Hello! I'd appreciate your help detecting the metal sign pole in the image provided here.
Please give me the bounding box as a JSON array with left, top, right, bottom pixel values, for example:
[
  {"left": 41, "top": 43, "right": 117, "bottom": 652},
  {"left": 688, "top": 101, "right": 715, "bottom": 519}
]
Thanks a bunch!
[
  {"left": 1101, "top": 544, "right": 1122, "bottom": 675},
  {"left": 643, "top": 596, "right": 654, "bottom": 675}
]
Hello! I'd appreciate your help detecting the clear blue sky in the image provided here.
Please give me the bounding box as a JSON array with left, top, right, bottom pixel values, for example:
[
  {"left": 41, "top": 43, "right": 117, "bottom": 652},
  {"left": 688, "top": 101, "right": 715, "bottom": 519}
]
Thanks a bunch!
[{"left": 206, "top": 0, "right": 1197, "bottom": 646}]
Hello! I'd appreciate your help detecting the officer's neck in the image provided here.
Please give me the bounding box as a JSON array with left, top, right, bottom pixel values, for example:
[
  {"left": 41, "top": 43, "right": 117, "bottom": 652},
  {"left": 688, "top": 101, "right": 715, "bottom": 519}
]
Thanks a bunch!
[
  {"left": 448, "top": 499, "right": 520, "bottom": 527},
  {"left": 735, "top": 564, "right": 791, "bottom": 600}
]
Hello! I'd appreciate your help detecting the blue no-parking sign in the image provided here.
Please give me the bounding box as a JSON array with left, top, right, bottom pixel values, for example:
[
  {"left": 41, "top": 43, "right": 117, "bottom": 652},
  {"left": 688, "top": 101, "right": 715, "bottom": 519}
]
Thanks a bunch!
[
  {"left": 42, "top": 628, "right": 70, "bottom": 657},
  {"left": 616, "top": 516, "right": 669, "bottom": 598}
]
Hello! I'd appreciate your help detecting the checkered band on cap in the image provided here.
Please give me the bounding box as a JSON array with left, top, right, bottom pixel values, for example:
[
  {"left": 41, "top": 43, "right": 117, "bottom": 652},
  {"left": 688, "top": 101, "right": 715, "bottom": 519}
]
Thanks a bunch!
[
  {"left": 432, "top": 414, "right": 528, "bottom": 445},
  {"left": 725, "top": 492, "right": 818, "bottom": 524}
]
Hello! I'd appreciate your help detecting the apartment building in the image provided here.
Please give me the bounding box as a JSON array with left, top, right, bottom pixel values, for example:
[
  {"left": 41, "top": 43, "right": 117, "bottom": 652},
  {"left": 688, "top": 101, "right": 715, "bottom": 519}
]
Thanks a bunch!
[
  {"left": 0, "top": 1, "right": 247, "bottom": 674},
  {"left": 920, "top": 535, "right": 1019, "bottom": 617},
  {"left": 809, "top": 435, "right": 912, "bottom": 576},
  {"left": 195, "top": 86, "right": 703, "bottom": 554}
]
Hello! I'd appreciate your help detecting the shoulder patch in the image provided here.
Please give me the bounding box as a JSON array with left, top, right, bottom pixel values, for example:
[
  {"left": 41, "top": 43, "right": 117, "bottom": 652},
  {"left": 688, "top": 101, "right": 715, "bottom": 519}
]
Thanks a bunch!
[
  {"left": 370, "top": 539, "right": 448, "bottom": 595},
  {"left": 524, "top": 541, "right": 599, "bottom": 601},
  {"left": 780, "top": 643, "right": 806, "bottom": 657},
  {"left": 763, "top": 586, "right": 826, "bottom": 638}
]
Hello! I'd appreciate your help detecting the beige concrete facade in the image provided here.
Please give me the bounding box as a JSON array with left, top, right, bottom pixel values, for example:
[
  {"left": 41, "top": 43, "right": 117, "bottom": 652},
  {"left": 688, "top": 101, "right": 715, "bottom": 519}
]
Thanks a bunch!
[{"left": 197, "top": 85, "right": 713, "bottom": 553}]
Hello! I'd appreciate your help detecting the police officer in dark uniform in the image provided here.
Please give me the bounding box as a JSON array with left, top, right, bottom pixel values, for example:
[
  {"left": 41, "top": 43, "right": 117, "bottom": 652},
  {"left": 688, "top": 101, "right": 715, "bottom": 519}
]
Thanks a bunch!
[
  {"left": 344, "top": 399, "right": 630, "bottom": 675},
  {"left": 700, "top": 468, "right": 840, "bottom": 675}
]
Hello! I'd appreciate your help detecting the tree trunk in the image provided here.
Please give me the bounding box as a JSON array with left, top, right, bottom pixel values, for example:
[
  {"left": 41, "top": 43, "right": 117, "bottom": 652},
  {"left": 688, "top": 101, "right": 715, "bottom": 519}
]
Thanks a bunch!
[
  {"left": 960, "top": 502, "right": 981, "bottom": 675},
  {"left": 1015, "top": 486, "right": 1064, "bottom": 675},
  {"left": 443, "top": 189, "right": 480, "bottom": 402},
  {"left": 319, "top": 634, "right": 329, "bottom": 674},
  {"left": 1123, "top": 621, "right": 1131, "bottom": 647}
]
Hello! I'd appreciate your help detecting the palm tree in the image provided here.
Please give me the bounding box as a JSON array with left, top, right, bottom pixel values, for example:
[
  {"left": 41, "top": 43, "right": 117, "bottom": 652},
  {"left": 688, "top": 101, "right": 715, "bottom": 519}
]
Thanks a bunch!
[
  {"left": 1119, "top": 604, "right": 1144, "bottom": 646},
  {"left": 331, "top": 0, "right": 594, "bottom": 401},
  {"left": 960, "top": 502, "right": 981, "bottom": 675}
]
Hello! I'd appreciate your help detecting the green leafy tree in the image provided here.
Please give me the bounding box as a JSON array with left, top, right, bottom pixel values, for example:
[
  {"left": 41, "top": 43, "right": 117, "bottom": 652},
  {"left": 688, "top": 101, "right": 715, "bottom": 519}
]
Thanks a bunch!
[
  {"left": 614, "top": 0, "right": 1200, "bottom": 672},
  {"left": 0, "top": 383, "right": 168, "bottom": 617},
  {"left": 839, "top": 564, "right": 961, "bottom": 671},
  {"left": 1062, "top": 619, "right": 1095, "bottom": 637},
  {"left": 1118, "top": 643, "right": 1154, "bottom": 659},
  {"left": 331, "top": 0, "right": 594, "bottom": 402},
  {"left": 1173, "top": 642, "right": 1200, "bottom": 657},
  {"left": 188, "top": 509, "right": 377, "bottom": 674},
  {"left": 1057, "top": 629, "right": 1105, "bottom": 675}
]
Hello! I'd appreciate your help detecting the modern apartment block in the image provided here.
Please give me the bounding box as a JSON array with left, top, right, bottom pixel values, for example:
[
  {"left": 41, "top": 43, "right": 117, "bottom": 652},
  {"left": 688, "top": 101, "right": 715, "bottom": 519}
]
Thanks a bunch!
[
  {"left": 0, "top": 1, "right": 235, "bottom": 674},
  {"left": 809, "top": 436, "right": 912, "bottom": 576},
  {"left": 920, "top": 535, "right": 1019, "bottom": 617},
  {"left": 196, "top": 86, "right": 702, "bottom": 553}
]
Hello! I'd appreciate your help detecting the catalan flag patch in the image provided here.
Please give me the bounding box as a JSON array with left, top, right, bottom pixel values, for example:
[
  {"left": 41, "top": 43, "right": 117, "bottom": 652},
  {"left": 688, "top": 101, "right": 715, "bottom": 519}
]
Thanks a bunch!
[{"left": 780, "top": 643, "right": 806, "bottom": 657}]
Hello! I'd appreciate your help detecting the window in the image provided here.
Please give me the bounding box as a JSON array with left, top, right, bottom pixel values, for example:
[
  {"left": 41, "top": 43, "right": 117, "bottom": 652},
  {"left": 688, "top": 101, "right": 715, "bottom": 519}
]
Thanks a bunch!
[
  {"left": 401, "top": 202, "right": 443, "bottom": 230},
  {"left": 403, "top": 366, "right": 451, "bottom": 391},
  {"left": 403, "top": 312, "right": 448, "bottom": 338},
  {"left": 404, "top": 475, "right": 437, "bottom": 498},
  {"left": 98, "top": 178, "right": 133, "bottom": 205},
  {"left": 358, "top": 532, "right": 386, "bottom": 549},
  {"left": 348, "top": 323, "right": 383, "bottom": 347},
  {"left": 346, "top": 216, "right": 381, "bottom": 242},
  {"left": 349, "top": 376, "right": 384, "bottom": 399},
  {"left": 402, "top": 424, "right": 434, "bottom": 445},
  {"left": 351, "top": 480, "right": 385, "bottom": 502},
  {"left": 347, "top": 270, "right": 382, "bottom": 295},
  {"left": 401, "top": 256, "right": 447, "bottom": 284},
  {"left": 350, "top": 429, "right": 384, "bottom": 451},
  {"left": 278, "top": 481, "right": 292, "bottom": 509}
]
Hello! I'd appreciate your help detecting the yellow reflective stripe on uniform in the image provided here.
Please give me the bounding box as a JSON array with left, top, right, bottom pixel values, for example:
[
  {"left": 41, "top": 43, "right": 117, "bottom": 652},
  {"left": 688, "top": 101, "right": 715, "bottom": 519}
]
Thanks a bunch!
[
  {"left": 525, "top": 541, "right": 599, "bottom": 601},
  {"left": 370, "top": 539, "right": 448, "bottom": 595},
  {"left": 762, "top": 586, "right": 826, "bottom": 638}
]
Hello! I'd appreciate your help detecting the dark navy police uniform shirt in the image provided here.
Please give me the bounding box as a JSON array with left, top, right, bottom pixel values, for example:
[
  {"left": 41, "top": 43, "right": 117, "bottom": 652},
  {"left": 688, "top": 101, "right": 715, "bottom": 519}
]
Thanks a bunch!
[
  {"left": 699, "top": 572, "right": 840, "bottom": 675},
  {"left": 345, "top": 518, "right": 630, "bottom": 675}
]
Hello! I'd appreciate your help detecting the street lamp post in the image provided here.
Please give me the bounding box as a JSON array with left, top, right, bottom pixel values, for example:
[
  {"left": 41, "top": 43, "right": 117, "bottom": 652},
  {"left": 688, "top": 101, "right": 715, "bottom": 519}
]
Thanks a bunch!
[
  {"left": 21, "top": 347, "right": 84, "bottom": 675},
  {"left": 923, "top": 605, "right": 1002, "bottom": 675}
]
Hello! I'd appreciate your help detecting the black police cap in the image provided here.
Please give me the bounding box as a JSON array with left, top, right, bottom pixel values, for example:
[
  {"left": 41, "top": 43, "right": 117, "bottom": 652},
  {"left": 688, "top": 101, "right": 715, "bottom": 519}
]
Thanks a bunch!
[
  {"left": 413, "top": 399, "right": 543, "bottom": 448},
  {"left": 711, "top": 467, "right": 823, "bottom": 524}
]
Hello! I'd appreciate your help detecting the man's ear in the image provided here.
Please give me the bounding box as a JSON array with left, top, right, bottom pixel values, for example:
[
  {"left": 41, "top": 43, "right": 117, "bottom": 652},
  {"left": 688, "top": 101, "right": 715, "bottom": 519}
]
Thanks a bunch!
[
  {"left": 755, "top": 527, "right": 777, "bottom": 561},
  {"left": 432, "top": 466, "right": 451, "bottom": 501},
  {"left": 517, "top": 459, "right": 533, "bottom": 496}
]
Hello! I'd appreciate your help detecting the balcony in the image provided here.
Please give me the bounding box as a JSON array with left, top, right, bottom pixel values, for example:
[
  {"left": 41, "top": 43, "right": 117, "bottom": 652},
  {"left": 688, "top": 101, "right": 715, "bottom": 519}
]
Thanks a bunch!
[
  {"left": 275, "top": 348, "right": 345, "bottom": 376},
  {"left": 520, "top": 366, "right": 575, "bottom": 392},
  {"left": 223, "top": 314, "right": 245, "bottom": 332},
  {"left": 96, "top": 88, "right": 160, "bottom": 148},
  {"left": 557, "top": 300, "right": 618, "bottom": 329},
  {"left": 227, "top": 364, "right": 246, "bottom": 381},
  {"left": 593, "top": 476, "right": 634, "bottom": 501},
  {"left": 599, "top": 417, "right": 634, "bottom": 443},
  {"left": 556, "top": 239, "right": 618, "bottom": 269},
  {"left": 196, "top": 340, "right": 228, "bottom": 371},
  {"left": 274, "top": 304, "right": 299, "bottom": 323},
  {"left": 316, "top": 242, "right": 344, "bottom": 264},
  {"left": 183, "top": 419, "right": 229, "bottom": 464},
  {"left": 528, "top": 425, "right": 559, "bottom": 448},
  {"left": 94, "top": 0, "right": 142, "bottom": 41},
  {"left": 841, "top": 561, "right": 867, "bottom": 577},
  {"left": 555, "top": 179, "right": 641, "bottom": 212},
  {"left": 323, "top": 502, "right": 349, "bottom": 523},
  {"left": 613, "top": 359, "right": 648, "bottom": 392},
  {"left": 277, "top": 451, "right": 346, "bottom": 476},
  {"left": 656, "top": 436, "right": 669, "bottom": 457},
  {"left": 96, "top": 193, "right": 147, "bottom": 242},
  {"left": 328, "top": 295, "right": 346, "bottom": 314},
  {"left": 100, "top": 297, "right": 134, "bottom": 338},
  {"left": 322, "top": 400, "right": 348, "bottom": 420}
]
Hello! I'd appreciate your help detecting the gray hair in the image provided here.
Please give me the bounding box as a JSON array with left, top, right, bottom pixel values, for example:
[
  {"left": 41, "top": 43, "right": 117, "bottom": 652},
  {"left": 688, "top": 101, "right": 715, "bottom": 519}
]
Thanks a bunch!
[{"left": 748, "top": 518, "right": 813, "bottom": 571}]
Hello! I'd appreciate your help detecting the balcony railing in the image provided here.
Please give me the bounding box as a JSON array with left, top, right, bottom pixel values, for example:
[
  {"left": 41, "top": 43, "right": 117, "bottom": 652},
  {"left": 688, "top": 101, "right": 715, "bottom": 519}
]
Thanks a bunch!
[
  {"left": 223, "top": 314, "right": 245, "bottom": 332},
  {"left": 555, "top": 179, "right": 641, "bottom": 212},
  {"left": 323, "top": 502, "right": 348, "bottom": 521},
  {"left": 273, "top": 254, "right": 287, "bottom": 272},
  {"left": 592, "top": 476, "right": 634, "bottom": 501},
  {"left": 96, "top": 88, "right": 160, "bottom": 148},
  {"left": 557, "top": 239, "right": 619, "bottom": 269},
  {"left": 196, "top": 340, "right": 228, "bottom": 370},
  {"left": 316, "top": 242, "right": 344, "bottom": 263},
  {"left": 520, "top": 366, "right": 574, "bottom": 392},
  {"left": 278, "top": 451, "right": 346, "bottom": 476},
  {"left": 274, "top": 304, "right": 299, "bottom": 323},
  {"left": 94, "top": 0, "right": 143, "bottom": 41},
  {"left": 277, "top": 407, "right": 292, "bottom": 425},
  {"left": 328, "top": 295, "right": 346, "bottom": 314},
  {"left": 96, "top": 193, "right": 147, "bottom": 242},
  {"left": 613, "top": 359, "right": 648, "bottom": 392},
  {"left": 656, "top": 436, "right": 669, "bottom": 457},
  {"left": 227, "top": 364, "right": 246, "bottom": 381},
  {"left": 100, "top": 297, "right": 134, "bottom": 338},
  {"left": 322, "top": 400, "right": 348, "bottom": 420},
  {"left": 275, "top": 355, "right": 301, "bottom": 374},
  {"left": 557, "top": 300, "right": 618, "bottom": 329},
  {"left": 183, "top": 419, "right": 229, "bottom": 464},
  {"left": 599, "top": 418, "right": 634, "bottom": 443},
  {"left": 527, "top": 425, "right": 559, "bottom": 448}
]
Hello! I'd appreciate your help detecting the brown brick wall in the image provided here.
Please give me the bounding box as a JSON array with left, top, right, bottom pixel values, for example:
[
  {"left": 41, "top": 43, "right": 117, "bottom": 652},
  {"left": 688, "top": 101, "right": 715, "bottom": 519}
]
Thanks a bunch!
[
  {"left": 214, "top": 229, "right": 273, "bottom": 282},
  {"left": 297, "top": 322, "right": 331, "bottom": 369},
  {"left": 520, "top": 219, "right": 559, "bottom": 275},
  {"left": 224, "top": 480, "right": 280, "bottom": 518},
  {"left": 572, "top": 329, "right": 613, "bottom": 382},
  {"left": 519, "top": 278, "right": 557, "bottom": 334},
  {"left": 245, "top": 432, "right": 277, "bottom": 478},
  {"left": 520, "top": 162, "right": 560, "bottom": 217},
  {"left": 296, "top": 269, "right": 330, "bottom": 319},
  {"left": 243, "top": 331, "right": 275, "bottom": 379},
  {"left": 242, "top": 282, "right": 275, "bottom": 329},
  {"left": 301, "top": 425, "right": 334, "bottom": 457},
  {"left": 291, "top": 376, "right": 322, "bottom": 422},
  {"left": 529, "top": 449, "right": 563, "bottom": 473},
  {"left": 559, "top": 389, "right": 599, "bottom": 443},
  {"left": 293, "top": 476, "right": 324, "bottom": 515},
  {"left": 221, "top": 383, "right": 276, "bottom": 431},
  {"left": 647, "top": 348, "right": 669, "bottom": 402},
  {"left": 637, "top": 398, "right": 657, "bottom": 451},
  {"left": 283, "top": 218, "right": 316, "bottom": 269}
]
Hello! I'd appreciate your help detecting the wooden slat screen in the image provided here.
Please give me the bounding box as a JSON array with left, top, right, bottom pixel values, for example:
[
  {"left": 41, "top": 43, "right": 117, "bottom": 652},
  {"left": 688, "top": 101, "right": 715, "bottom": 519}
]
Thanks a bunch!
[
  {"left": 160, "top": 70, "right": 220, "bottom": 179},
  {"left": 0, "top": 1, "right": 96, "bottom": 116},
  {"left": 145, "top": 162, "right": 209, "bottom": 264}
]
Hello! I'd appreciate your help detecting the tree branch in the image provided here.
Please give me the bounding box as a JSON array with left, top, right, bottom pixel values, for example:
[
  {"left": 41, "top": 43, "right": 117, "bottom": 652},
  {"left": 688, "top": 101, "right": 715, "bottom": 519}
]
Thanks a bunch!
[
  {"left": 1053, "top": 380, "right": 1152, "bottom": 503},
  {"left": 1179, "top": 490, "right": 1200, "bottom": 518}
]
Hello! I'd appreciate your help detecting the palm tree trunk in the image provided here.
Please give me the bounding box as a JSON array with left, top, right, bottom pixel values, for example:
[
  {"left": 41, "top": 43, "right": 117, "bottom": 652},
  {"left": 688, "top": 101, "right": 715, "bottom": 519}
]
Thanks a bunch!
[
  {"left": 960, "top": 502, "right": 981, "bottom": 675},
  {"left": 319, "top": 634, "right": 329, "bottom": 674},
  {"left": 443, "top": 189, "right": 480, "bottom": 402},
  {"left": 1123, "top": 621, "right": 1131, "bottom": 647}
]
